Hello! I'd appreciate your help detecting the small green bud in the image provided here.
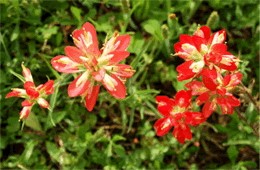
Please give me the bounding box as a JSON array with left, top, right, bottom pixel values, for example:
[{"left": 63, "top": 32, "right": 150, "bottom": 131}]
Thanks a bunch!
[
  {"left": 206, "top": 11, "right": 219, "bottom": 28},
  {"left": 161, "top": 24, "right": 169, "bottom": 39}
]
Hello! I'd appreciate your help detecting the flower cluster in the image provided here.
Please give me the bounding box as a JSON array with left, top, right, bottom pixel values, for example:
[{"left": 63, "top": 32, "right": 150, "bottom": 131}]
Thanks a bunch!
[
  {"left": 154, "top": 90, "right": 206, "bottom": 144},
  {"left": 6, "top": 64, "right": 54, "bottom": 120},
  {"left": 154, "top": 26, "right": 241, "bottom": 144},
  {"left": 51, "top": 22, "right": 135, "bottom": 111}
]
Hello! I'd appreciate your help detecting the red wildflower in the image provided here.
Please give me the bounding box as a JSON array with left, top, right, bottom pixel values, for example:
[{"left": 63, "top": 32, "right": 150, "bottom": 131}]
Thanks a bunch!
[
  {"left": 186, "top": 73, "right": 242, "bottom": 118},
  {"left": 51, "top": 22, "right": 135, "bottom": 111},
  {"left": 154, "top": 90, "right": 205, "bottom": 144},
  {"left": 174, "top": 26, "right": 239, "bottom": 82},
  {"left": 6, "top": 64, "right": 54, "bottom": 120}
]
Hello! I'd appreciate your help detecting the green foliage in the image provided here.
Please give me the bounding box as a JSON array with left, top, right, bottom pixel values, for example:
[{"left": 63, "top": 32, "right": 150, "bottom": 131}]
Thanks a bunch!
[{"left": 1, "top": 0, "right": 259, "bottom": 169}]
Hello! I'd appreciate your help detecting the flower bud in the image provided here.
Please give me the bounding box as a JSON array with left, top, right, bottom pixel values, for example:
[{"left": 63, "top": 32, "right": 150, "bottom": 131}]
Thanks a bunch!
[{"left": 206, "top": 11, "right": 218, "bottom": 28}]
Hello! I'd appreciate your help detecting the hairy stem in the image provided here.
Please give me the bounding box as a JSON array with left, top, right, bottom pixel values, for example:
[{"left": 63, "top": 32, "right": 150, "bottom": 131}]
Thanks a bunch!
[
  {"left": 234, "top": 107, "right": 259, "bottom": 137},
  {"left": 239, "top": 81, "right": 260, "bottom": 114}
]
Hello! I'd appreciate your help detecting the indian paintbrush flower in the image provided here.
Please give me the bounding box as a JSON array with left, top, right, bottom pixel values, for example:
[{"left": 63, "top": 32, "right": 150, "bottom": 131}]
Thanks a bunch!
[
  {"left": 154, "top": 90, "right": 206, "bottom": 144},
  {"left": 6, "top": 64, "right": 54, "bottom": 120},
  {"left": 174, "top": 26, "right": 239, "bottom": 84},
  {"left": 51, "top": 22, "right": 135, "bottom": 111},
  {"left": 185, "top": 73, "right": 242, "bottom": 118}
]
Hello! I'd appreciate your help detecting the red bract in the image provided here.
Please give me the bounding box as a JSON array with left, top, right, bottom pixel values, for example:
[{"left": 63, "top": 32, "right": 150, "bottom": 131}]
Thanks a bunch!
[
  {"left": 6, "top": 64, "right": 54, "bottom": 120},
  {"left": 174, "top": 26, "right": 239, "bottom": 82},
  {"left": 154, "top": 90, "right": 205, "bottom": 144},
  {"left": 51, "top": 22, "right": 135, "bottom": 111},
  {"left": 186, "top": 73, "right": 242, "bottom": 118}
]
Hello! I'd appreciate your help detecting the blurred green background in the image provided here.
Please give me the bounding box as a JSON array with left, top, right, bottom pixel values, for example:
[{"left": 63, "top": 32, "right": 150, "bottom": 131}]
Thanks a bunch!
[{"left": 1, "top": 0, "right": 259, "bottom": 169}]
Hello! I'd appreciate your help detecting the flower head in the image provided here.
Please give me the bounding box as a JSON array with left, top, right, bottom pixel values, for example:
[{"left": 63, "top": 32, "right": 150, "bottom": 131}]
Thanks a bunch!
[
  {"left": 6, "top": 64, "right": 54, "bottom": 120},
  {"left": 174, "top": 26, "right": 239, "bottom": 82},
  {"left": 51, "top": 22, "right": 135, "bottom": 111},
  {"left": 154, "top": 90, "right": 205, "bottom": 144},
  {"left": 186, "top": 73, "right": 242, "bottom": 118}
]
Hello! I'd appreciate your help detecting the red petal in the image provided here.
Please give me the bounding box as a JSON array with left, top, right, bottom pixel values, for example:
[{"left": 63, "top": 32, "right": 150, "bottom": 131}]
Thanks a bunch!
[
  {"left": 68, "top": 73, "right": 90, "bottom": 97},
  {"left": 73, "top": 22, "right": 100, "bottom": 57},
  {"left": 24, "top": 81, "right": 39, "bottom": 99},
  {"left": 22, "top": 65, "right": 33, "bottom": 82},
  {"left": 176, "top": 60, "right": 196, "bottom": 81},
  {"left": 173, "top": 126, "right": 191, "bottom": 144},
  {"left": 174, "top": 42, "right": 182, "bottom": 53},
  {"left": 179, "top": 34, "right": 193, "bottom": 45},
  {"left": 108, "top": 51, "right": 130, "bottom": 65},
  {"left": 197, "top": 26, "right": 211, "bottom": 42},
  {"left": 223, "top": 74, "right": 231, "bottom": 87},
  {"left": 91, "top": 67, "right": 106, "bottom": 82},
  {"left": 114, "top": 35, "right": 131, "bottom": 51},
  {"left": 38, "top": 80, "right": 54, "bottom": 94},
  {"left": 218, "top": 62, "right": 237, "bottom": 71},
  {"left": 51, "top": 56, "right": 80, "bottom": 73},
  {"left": 184, "top": 111, "right": 206, "bottom": 126},
  {"left": 156, "top": 96, "right": 174, "bottom": 117},
  {"left": 196, "top": 91, "right": 210, "bottom": 105},
  {"left": 37, "top": 98, "right": 49, "bottom": 108},
  {"left": 85, "top": 84, "right": 100, "bottom": 111},
  {"left": 154, "top": 117, "right": 173, "bottom": 136},
  {"left": 208, "top": 29, "right": 226, "bottom": 45},
  {"left": 65, "top": 46, "right": 84, "bottom": 63},
  {"left": 112, "top": 64, "right": 135, "bottom": 78},
  {"left": 21, "top": 100, "right": 33, "bottom": 107},
  {"left": 202, "top": 68, "right": 218, "bottom": 91},
  {"left": 102, "top": 74, "right": 126, "bottom": 99},
  {"left": 175, "top": 90, "right": 191, "bottom": 108},
  {"left": 202, "top": 101, "right": 217, "bottom": 118},
  {"left": 185, "top": 81, "right": 207, "bottom": 95},
  {"left": 228, "top": 73, "right": 242, "bottom": 87},
  {"left": 6, "top": 89, "right": 26, "bottom": 98},
  {"left": 226, "top": 93, "right": 240, "bottom": 106},
  {"left": 20, "top": 107, "right": 31, "bottom": 119},
  {"left": 192, "top": 35, "right": 206, "bottom": 52},
  {"left": 202, "top": 75, "right": 218, "bottom": 91}
]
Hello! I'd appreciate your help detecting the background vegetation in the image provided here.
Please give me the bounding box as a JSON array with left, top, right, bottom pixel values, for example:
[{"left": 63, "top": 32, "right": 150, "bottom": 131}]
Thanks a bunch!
[{"left": 1, "top": 0, "right": 259, "bottom": 169}]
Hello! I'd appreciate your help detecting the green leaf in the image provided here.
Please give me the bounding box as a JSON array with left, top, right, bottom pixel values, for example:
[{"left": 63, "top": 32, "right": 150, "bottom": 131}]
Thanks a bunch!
[
  {"left": 120, "top": 101, "right": 127, "bottom": 133},
  {"left": 6, "top": 117, "right": 20, "bottom": 133},
  {"left": 45, "top": 111, "right": 66, "bottom": 130},
  {"left": 105, "top": 141, "right": 113, "bottom": 157},
  {"left": 28, "top": 40, "right": 36, "bottom": 54},
  {"left": 11, "top": 0, "right": 19, "bottom": 14},
  {"left": 239, "top": 161, "right": 257, "bottom": 168},
  {"left": 11, "top": 24, "right": 19, "bottom": 42},
  {"left": 245, "top": 102, "right": 258, "bottom": 124},
  {"left": 99, "top": 109, "right": 107, "bottom": 118},
  {"left": 70, "top": 6, "right": 82, "bottom": 22},
  {"left": 9, "top": 69, "right": 26, "bottom": 83},
  {"left": 85, "top": 132, "right": 93, "bottom": 142},
  {"left": 112, "top": 144, "right": 126, "bottom": 157},
  {"left": 25, "top": 111, "right": 43, "bottom": 132},
  {"left": 112, "top": 134, "right": 126, "bottom": 142},
  {"left": 227, "top": 145, "right": 238, "bottom": 165},
  {"left": 23, "top": 140, "right": 38, "bottom": 161},
  {"left": 45, "top": 141, "right": 60, "bottom": 162},
  {"left": 56, "top": 32, "right": 63, "bottom": 47},
  {"left": 142, "top": 19, "right": 163, "bottom": 41},
  {"left": 38, "top": 53, "right": 60, "bottom": 79}
]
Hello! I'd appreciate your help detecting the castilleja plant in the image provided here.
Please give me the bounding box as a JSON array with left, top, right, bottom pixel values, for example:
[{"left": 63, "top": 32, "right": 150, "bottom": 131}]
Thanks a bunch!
[
  {"left": 154, "top": 90, "right": 206, "bottom": 144},
  {"left": 6, "top": 64, "right": 54, "bottom": 120},
  {"left": 51, "top": 22, "right": 135, "bottom": 111},
  {"left": 174, "top": 26, "right": 239, "bottom": 86},
  {"left": 185, "top": 73, "right": 242, "bottom": 118}
]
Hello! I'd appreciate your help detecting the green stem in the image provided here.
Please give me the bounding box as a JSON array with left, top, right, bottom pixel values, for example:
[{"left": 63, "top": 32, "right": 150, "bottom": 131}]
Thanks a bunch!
[
  {"left": 239, "top": 81, "right": 260, "bottom": 114},
  {"left": 234, "top": 107, "right": 259, "bottom": 137}
]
